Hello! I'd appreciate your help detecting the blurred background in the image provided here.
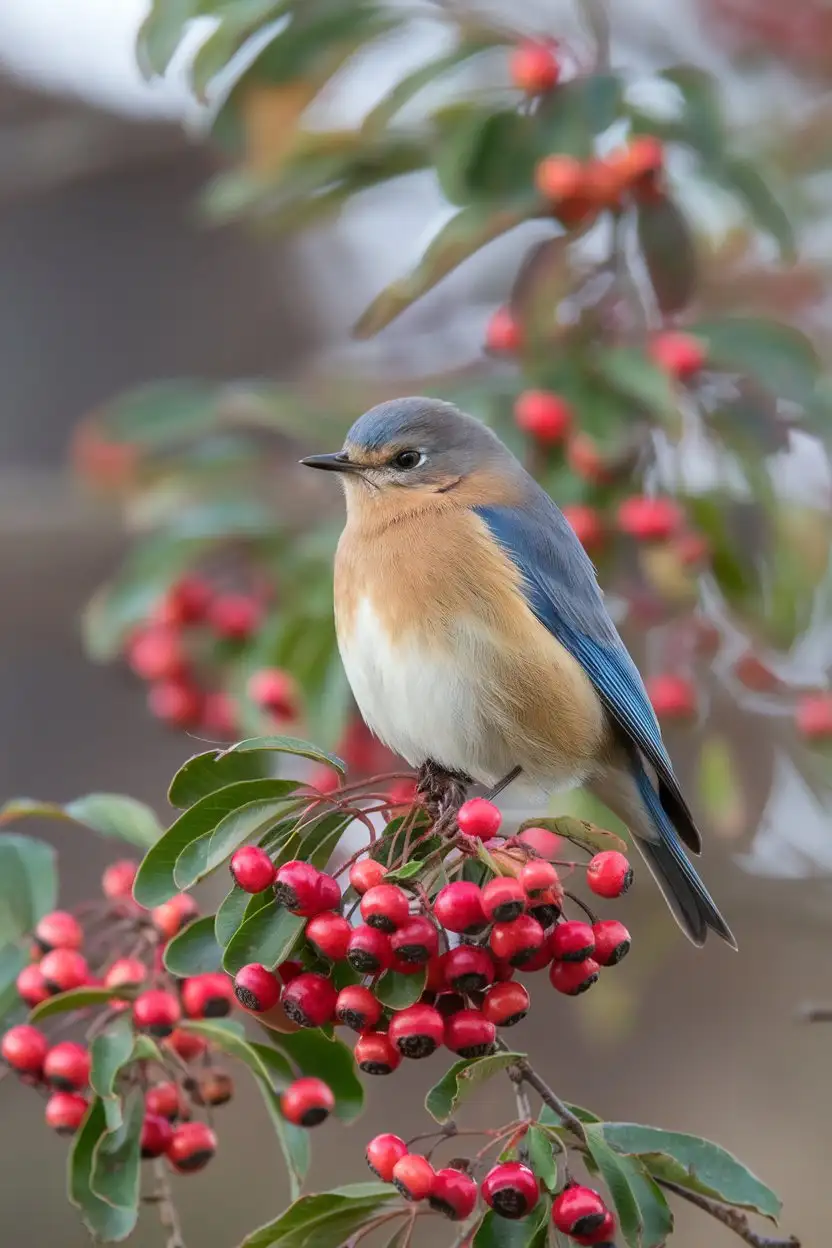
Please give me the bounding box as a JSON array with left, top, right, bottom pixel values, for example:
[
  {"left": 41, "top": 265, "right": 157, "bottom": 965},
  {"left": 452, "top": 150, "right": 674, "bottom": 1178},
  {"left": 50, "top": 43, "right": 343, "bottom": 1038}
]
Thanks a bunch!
[{"left": 1, "top": 0, "right": 831, "bottom": 1245}]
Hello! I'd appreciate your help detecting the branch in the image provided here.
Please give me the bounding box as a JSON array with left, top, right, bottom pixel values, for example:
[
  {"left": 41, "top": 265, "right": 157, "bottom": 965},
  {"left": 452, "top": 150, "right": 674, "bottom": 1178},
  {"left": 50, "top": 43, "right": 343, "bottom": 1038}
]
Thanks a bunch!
[
  {"left": 657, "top": 1180, "right": 800, "bottom": 1248},
  {"left": 509, "top": 1056, "right": 588, "bottom": 1146},
  {"left": 152, "top": 1158, "right": 186, "bottom": 1248}
]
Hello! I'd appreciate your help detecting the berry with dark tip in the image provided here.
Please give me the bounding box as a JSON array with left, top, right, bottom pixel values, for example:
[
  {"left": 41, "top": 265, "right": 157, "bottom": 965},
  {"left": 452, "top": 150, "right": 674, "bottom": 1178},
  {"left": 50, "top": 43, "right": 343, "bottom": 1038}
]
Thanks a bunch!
[
  {"left": 390, "top": 916, "right": 439, "bottom": 965},
  {"left": 649, "top": 330, "right": 705, "bottom": 379},
  {"left": 281, "top": 972, "right": 337, "bottom": 1028},
  {"left": 349, "top": 859, "right": 388, "bottom": 894},
  {"left": 165, "top": 1030, "right": 208, "bottom": 1062},
  {"left": 482, "top": 877, "right": 526, "bottom": 923},
  {"left": 434, "top": 992, "right": 467, "bottom": 1018},
  {"left": 514, "top": 390, "right": 573, "bottom": 444},
  {"left": 148, "top": 680, "right": 204, "bottom": 729},
  {"left": 233, "top": 964, "right": 280, "bottom": 1013},
  {"left": 16, "top": 963, "right": 49, "bottom": 1006},
  {"left": 151, "top": 894, "right": 198, "bottom": 939},
  {"left": 442, "top": 945, "right": 495, "bottom": 994},
  {"left": 280, "top": 1076, "right": 335, "bottom": 1127},
  {"left": 457, "top": 798, "right": 502, "bottom": 840},
  {"left": 44, "top": 1042, "right": 90, "bottom": 1091},
  {"left": 274, "top": 861, "right": 331, "bottom": 916},
  {"left": 39, "top": 948, "right": 89, "bottom": 993},
  {"left": 518, "top": 941, "right": 554, "bottom": 973},
  {"left": 552, "top": 1186, "right": 608, "bottom": 1238},
  {"left": 481, "top": 1162, "right": 539, "bottom": 1219},
  {"left": 354, "top": 1031, "right": 401, "bottom": 1075},
  {"left": 433, "top": 882, "right": 487, "bottom": 935},
  {"left": 141, "top": 1113, "right": 174, "bottom": 1158},
  {"left": 392, "top": 1154, "right": 435, "bottom": 1202},
  {"left": 490, "top": 914, "right": 545, "bottom": 966},
  {"left": 551, "top": 921, "right": 595, "bottom": 963},
  {"left": 306, "top": 912, "right": 352, "bottom": 962},
  {"left": 188, "top": 1071, "right": 234, "bottom": 1107},
  {"left": 104, "top": 956, "right": 147, "bottom": 994},
  {"left": 444, "top": 1009, "right": 496, "bottom": 1057},
  {"left": 45, "top": 1092, "right": 89, "bottom": 1135},
  {"left": 208, "top": 593, "right": 261, "bottom": 641},
  {"left": 528, "top": 899, "right": 562, "bottom": 931},
  {"left": 549, "top": 958, "right": 600, "bottom": 996},
  {"left": 1, "top": 1024, "right": 48, "bottom": 1076},
  {"left": 230, "top": 846, "right": 276, "bottom": 894},
  {"left": 429, "top": 1167, "right": 479, "bottom": 1220},
  {"left": 133, "top": 989, "right": 181, "bottom": 1037},
  {"left": 482, "top": 981, "right": 530, "bottom": 1027},
  {"left": 181, "top": 972, "right": 235, "bottom": 1019},
  {"left": 366, "top": 1133, "right": 408, "bottom": 1181},
  {"left": 167, "top": 1121, "right": 217, "bottom": 1173},
  {"left": 34, "top": 910, "right": 83, "bottom": 953},
  {"left": 587, "top": 851, "right": 633, "bottom": 899},
  {"left": 388, "top": 1003, "right": 444, "bottom": 1059},
  {"left": 347, "top": 925, "right": 393, "bottom": 976},
  {"left": 360, "top": 884, "right": 410, "bottom": 932},
  {"left": 520, "top": 860, "right": 560, "bottom": 899},
  {"left": 592, "top": 920, "right": 631, "bottom": 967},
  {"left": 335, "top": 984, "right": 382, "bottom": 1032},
  {"left": 146, "top": 1082, "right": 188, "bottom": 1122},
  {"left": 248, "top": 668, "right": 299, "bottom": 720}
]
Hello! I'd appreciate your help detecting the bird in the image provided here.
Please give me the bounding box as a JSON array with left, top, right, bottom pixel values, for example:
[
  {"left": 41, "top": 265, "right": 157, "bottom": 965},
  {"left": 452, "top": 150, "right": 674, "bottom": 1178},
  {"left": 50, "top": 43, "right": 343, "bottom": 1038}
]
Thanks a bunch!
[{"left": 301, "top": 396, "right": 736, "bottom": 949}]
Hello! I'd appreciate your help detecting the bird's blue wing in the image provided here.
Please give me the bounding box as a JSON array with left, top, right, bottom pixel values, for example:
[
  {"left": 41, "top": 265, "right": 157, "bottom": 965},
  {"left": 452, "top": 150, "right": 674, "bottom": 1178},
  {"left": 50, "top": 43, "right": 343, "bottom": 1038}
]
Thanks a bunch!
[{"left": 475, "top": 499, "right": 700, "bottom": 851}]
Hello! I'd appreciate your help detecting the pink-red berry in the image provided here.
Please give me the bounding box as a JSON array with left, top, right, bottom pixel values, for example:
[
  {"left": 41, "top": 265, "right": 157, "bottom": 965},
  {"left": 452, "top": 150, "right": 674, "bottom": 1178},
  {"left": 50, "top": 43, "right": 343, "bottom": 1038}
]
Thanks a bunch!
[
  {"left": 43, "top": 1042, "right": 90, "bottom": 1091},
  {"left": 280, "top": 1077, "right": 335, "bottom": 1127},
  {"left": 481, "top": 1161, "right": 539, "bottom": 1219},
  {"left": 39, "top": 948, "right": 89, "bottom": 993},
  {"left": 154, "top": 576, "right": 212, "bottom": 627},
  {"left": 509, "top": 39, "right": 560, "bottom": 94},
  {"left": 549, "top": 957, "right": 600, "bottom": 996},
  {"left": 148, "top": 680, "right": 204, "bottom": 729},
  {"left": 444, "top": 1009, "right": 496, "bottom": 1057},
  {"left": 230, "top": 846, "right": 276, "bottom": 894},
  {"left": 34, "top": 910, "right": 83, "bottom": 954},
  {"left": 16, "top": 963, "right": 50, "bottom": 1006},
  {"left": 146, "top": 1082, "right": 188, "bottom": 1122},
  {"left": 233, "top": 963, "right": 280, "bottom": 1013},
  {"left": 796, "top": 693, "right": 832, "bottom": 741},
  {"left": 306, "top": 912, "right": 352, "bottom": 962},
  {"left": 485, "top": 308, "right": 522, "bottom": 355},
  {"left": 617, "top": 495, "right": 682, "bottom": 542},
  {"left": 430, "top": 1167, "right": 479, "bottom": 1220},
  {"left": 490, "top": 914, "right": 545, "bottom": 966},
  {"left": 649, "top": 331, "right": 706, "bottom": 379},
  {"left": 167, "top": 1121, "right": 217, "bottom": 1173},
  {"left": 101, "top": 860, "right": 139, "bottom": 901},
  {"left": 354, "top": 1031, "right": 401, "bottom": 1076},
  {"left": 514, "top": 390, "right": 573, "bottom": 444},
  {"left": 208, "top": 593, "right": 261, "bottom": 641},
  {"left": 165, "top": 1029, "right": 208, "bottom": 1062},
  {"left": 587, "top": 851, "right": 633, "bottom": 899},
  {"left": 482, "top": 981, "right": 530, "bottom": 1027},
  {"left": 392, "top": 1154, "right": 435, "bottom": 1202},
  {"left": 133, "top": 989, "right": 181, "bottom": 1036},
  {"left": 335, "top": 984, "right": 382, "bottom": 1032},
  {"left": 517, "top": 826, "right": 561, "bottom": 860},
  {"left": 347, "top": 925, "right": 393, "bottom": 976},
  {"left": 388, "top": 1003, "right": 444, "bottom": 1059},
  {"left": 551, "top": 921, "right": 595, "bottom": 963},
  {"left": 482, "top": 876, "right": 526, "bottom": 923},
  {"left": 248, "top": 668, "right": 299, "bottom": 720},
  {"left": 592, "top": 920, "right": 631, "bottom": 967},
  {"left": 360, "top": 884, "right": 410, "bottom": 932},
  {"left": 647, "top": 673, "right": 697, "bottom": 721},
  {"left": 104, "top": 956, "right": 147, "bottom": 994},
  {"left": 128, "top": 625, "right": 187, "bottom": 683},
  {"left": 457, "top": 798, "right": 502, "bottom": 840},
  {"left": 520, "top": 859, "right": 560, "bottom": 899},
  {"left": 280, "top": 972, "right": 337, "bottom": 1028},
  {"left": 349, "top": 859, "right": 388, "bottom": 894},
  {"left": 45, "top": 1092, "right": 88, "bottom": 1135},
  {"left": 442, "top": 945, "right": 495, "bottom": 994},
  {"left": 151, "top": 893, "right": 198, "bottom": 939},
  {"left": 562, "top": 504, "right": 604, "bottom": 552},
  {"left": 141, "top": 1113, "right": 174, "bottom": 1158},
  {"left": 390, "top": 916, "right": 439, "bottom": 965},
  {"left": 552, "top": 1186, "right": 608, "bottom": 1238},
  {"left": 366, "top": 1133, "right": 408, "bottom": 1181},
  {"left": 1, "top": 1024, "right": 48, "bottom": 1076},
  {"left": 433, "top": 882, "right": 487, "bottom": 935},
  {"left": 181, "top": 972, "right": 235, "bottom": 1019}
]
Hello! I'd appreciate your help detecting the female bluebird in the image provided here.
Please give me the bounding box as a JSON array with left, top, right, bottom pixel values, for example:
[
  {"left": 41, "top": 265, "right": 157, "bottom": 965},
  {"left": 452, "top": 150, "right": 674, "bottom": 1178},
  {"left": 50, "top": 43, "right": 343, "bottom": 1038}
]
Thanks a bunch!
[{"left": 302, "top": 396, "right": 735, "bottom": 949}]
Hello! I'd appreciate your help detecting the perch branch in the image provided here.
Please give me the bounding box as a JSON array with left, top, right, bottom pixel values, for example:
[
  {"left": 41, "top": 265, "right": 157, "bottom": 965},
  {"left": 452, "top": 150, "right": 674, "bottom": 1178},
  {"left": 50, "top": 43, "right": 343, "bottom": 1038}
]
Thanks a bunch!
[
  {"left": 657, "top": 1179, "right": 800, "bottom": 1248},
  {"left": 152, "top": 1158, "right": 186, "bottom": 1248}
]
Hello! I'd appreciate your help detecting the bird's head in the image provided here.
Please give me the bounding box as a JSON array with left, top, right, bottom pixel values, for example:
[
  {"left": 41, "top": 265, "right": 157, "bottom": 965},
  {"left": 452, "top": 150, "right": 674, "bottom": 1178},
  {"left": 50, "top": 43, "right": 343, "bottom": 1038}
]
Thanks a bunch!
[{"left": 300, "top": 396, "right": 511, "bottom": 506}]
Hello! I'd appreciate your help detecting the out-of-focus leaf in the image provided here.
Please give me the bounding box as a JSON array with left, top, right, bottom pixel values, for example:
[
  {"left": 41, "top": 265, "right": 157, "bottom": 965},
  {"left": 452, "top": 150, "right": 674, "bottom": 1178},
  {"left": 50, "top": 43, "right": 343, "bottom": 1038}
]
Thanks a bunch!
[
  {"left": 425, "top": 1052, "right": 524, "bottom": 1123},
  {"left": 221, "top": 901, "right": 306, "bottom": 974},
  {"left": 594, "top": 348, "right": 681, "bottom": 427},
  {"left": 90, "top": 1015, "right": 135, "bottom": 1105},
  {"left": 373, "top": 968, "right": 426, "bottom": 1011},
  {"left": 189, "top": 0, "right": 292, "bottom": 100},
  {"left": 717, "top": 158, "right": 795, "bottom": 259},
  {"left": 661, "top": 65, "right": 725, "bottom": 160},
  {"left": 362, "top": 38, "right": 501, "bottom": 134},
  {"left": 68, "top": 1098, "right": 138, "bottom": 1242},
  {"left": 30, "top": 986, "right": 136, "bottom": 1022},
  {"left": 690, "top": 316, "right": 820, "bottom": 406},
  {"left": 90, "top": 1088, "right": 143, "bottom": 1212},
  {"left": 168, "top": 748, "right": 277, "bottom": 809},
  {"left": 538, "top": 74, "right": 622, "bottom": 157},
  {"left": 518, "top": 816, "right": 627, "bottom": 855},
  {"left": 261, "top": 1029, "right": 364, "bottom": 1122},
  {"left": 637, "top": 196, "right": 697, "bottom": 314},
  {"left": 473, "top": 1203, "right": 550, "bottom": 1248},
  {"left": 240, "top": 1185, "right": 398, "bottom": 1248},
  {"left": 163, "top": 915, "right": 224, "bottom": 976},
  {"left": 0, "top": 834, "right": 57, "bottom": 945},
  {"left": 0, "top": 944, "right": 27, "bottom": 1024},
  {"left": 684, "top": 493, "right": 764, "bottom": 614},
  {"left": 136, "top": 0, "right": 199, "bottom": 79},
  {"left": 0, "top": 797, "right": 160, "bottom": 851},
  {"left": 355, "top": 201, "right": 537, "bottom": 338},
  {"left": 698, "top": 735, "right": 746, "bottom": 839}
]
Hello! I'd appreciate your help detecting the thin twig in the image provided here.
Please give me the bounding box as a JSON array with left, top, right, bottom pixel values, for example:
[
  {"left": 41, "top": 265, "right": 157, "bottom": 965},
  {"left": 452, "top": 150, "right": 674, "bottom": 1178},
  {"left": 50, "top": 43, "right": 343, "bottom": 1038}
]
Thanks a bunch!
[
  {"left": 513, "top": 1059, "right": 588, "bottom": 1146},
  {"left": 152, "top": 1157, "right": 186, "bottom": 1248},
  {"left": 656, "top": 1180, "right": 800, "bottom": 1248},
  {"left": 507, "top": 1065, "right": 533, "bottom": 1123}
]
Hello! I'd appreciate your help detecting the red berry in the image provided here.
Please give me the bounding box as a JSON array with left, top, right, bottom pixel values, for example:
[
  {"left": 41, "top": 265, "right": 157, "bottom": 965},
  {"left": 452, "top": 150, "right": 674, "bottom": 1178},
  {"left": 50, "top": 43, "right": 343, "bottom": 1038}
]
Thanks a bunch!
[
  {"left": 354, "top": 1030, "right": 401, "bottom": 1075},
  {"left": 517, "top": 826, "right": 562, "bottom": 860},
  {"left": 490, "top": 914, "right": 545, "bottom": 966},
  {"left": 575, "top": 1210, "right": 616, "bottom": 1245},
  {"left": 151, "top": 893, "right": 198, "bottom": 940},
  {"left": 442, "top": 945, "right": 495, "bottom": 994},
  {"left": 167, "top": 1121, "right": 218, "bottom": 1173},
  {"left": 796, "top": 692, "right": 832, "bottom": 741},
  {"left": 146, "top": 1082, "right": 187, "bottom": 1122},
  {"left": 347, "top": 925, "right": 393, "bottom": 976},
  {"left": 587, "top": 851, "right": 633, "bottom": 899},
  {"left": 281, "top": 1076, "right": 335, "bottom": 1127},
  {"left": 360, "top": 884, "right": 410, "bottom": 932},
  {"left": 647, "top": 673, "right": 697, "bottom": 721},
  {"left": 181, "top": 972, "right": 235, "bottom": 1019},
  {"left": 208, "top": 593, "right": 261, "bottom": 641},
  {"left": 335, "top": 984, "right": 382, "bottom": 1032},
  {"left": 387, "top": 778, "right": 417, "bottom": 807},
  {"left": 133, "top": 989, "right": 181, "bottom": 1036},
  {"left": 430, "top": 1167, "right": 479, "bottom": 1220},
  {"left": 592, "top": 920, "right": 631, "bottom": 967},
  {"left": 154, "top": 576, "right": 212, "bottom": 627},
  {"left": 520, "top": 860, "right": 559, "bottom": 898},
  {"left": 101, "top": 859, "right": 139, "bottom": 901},
  {"left": 549, "top": 957, "right": 600, "bottom": 996},
  {"left": 45, "top": 1091, "right": 88, "bottom": 1135},
  {"left": 433, "top": 882, "right": 487, "bottom": 935},
  {"left": 349, "top": 859, "right": 388, "bottom": 894},
  {"left": 649, "top": 331, "right": 706, "bottom": 380},
  {"left": 519, "top": 940, "right": 554, "bottom": 973},
  {"left": 390, "top": 916, "right": 439, "bottom": 966},
  {"left": 1, "top": 1024, "right": 48, "bottom": 1075},
  {"left": 552, "top": 1186, "right": 608, "bottom": 1237},
  {"left": 201, "top": 690, "right": 238, "bottom": 737},
  {"left": 274, "top": 861, "right": 337, "bottom": 916},
  {"left": 141, "top": 1113, "right": 174, "bottom": 1158},
  {"left": 388, "top": 1003, "right": 444, "bottom": 1059},
  {"left": 188, "top": 1071, "right": 234, "bottom": 1107},
  {"left": 233, "top": 963, "right": 280, "bottom": 1013},
  {"left": 34, "top": 910, "right": 83, "bottom": 954},
  {"left": 248, "top": 668, "right": 299, "bottom": 720},
  {"left": 482, "top": 877, "right": 526, "bottom": 923},
  {"left": 528, "top": 896, "right": 562, "bottom": 932},
  {"left": 230, "top": 846, "right": 276, "bottom": 894},
  {"left": 392, "top": 1154, "right": 435, "bottom": 1202},
  {"left": 128, "top": 625, "right": 187, "bottom": 683},
  {"left": 44, "top": 1042, "right": 90, "bottom": 1091},
  {"left": 39, "top": 948, "right": 89, "bottom": 993},
  {"left": 366, "top": 1133, "right": 408, "bottom": 1181},
  {"left": 16, "top": 963, "right": 50, "bottom": 1006},
  {"left": 306, "top": 912, "right": 352, "bottom": 962},
  {"left": 509, "top": 39, "right": 560, "bottom": 93},
  {"left": 457, "top": 798, "right": 502, "bottom": 840},
  {"left": 148, "top": 680, "right": 204, "bottom": 728},
  {"left": 485, "top": 307, "right": 522, "bottom": 355},
  {"left": 617, "top": 495, "right": 682, "bottom": 542},
  {"left": 626, "top": 135, "right": 664, "bottom": 179},
  {"left": 165, "top": 1029, "right": 208, "bottom": 1062},
  {"left": 277, "top": 960, "right": 304, "bottom": 985},
  {"left": 481, "top": 1161, "right": 539, "bottom": 1219},
  {"left": 482, "top": 981, "right": 530, "bottom": 1027},
  {"left": 535, "top": 154, "right": 584, "bottom": 202},
  {"left": 562, "top": 505, "right": 604, "bottom": 552},
  {"left": 551, "top": 921, "right": 595, "bottom": 963},
  {"left": 433, "top": 991, "right": 467, "bottom": 1018},
  {"left": 514, "top": 390, "right": 573, "bottom": 444},
  {"left": 444, "top": 1009, "right": 496, "bottom": 1057},
  {"left": 567, "top": 433, "right": 610, "bottom": 484},
  {"left": 281, "top": 972, "right": 337, "bottom": 1028}
]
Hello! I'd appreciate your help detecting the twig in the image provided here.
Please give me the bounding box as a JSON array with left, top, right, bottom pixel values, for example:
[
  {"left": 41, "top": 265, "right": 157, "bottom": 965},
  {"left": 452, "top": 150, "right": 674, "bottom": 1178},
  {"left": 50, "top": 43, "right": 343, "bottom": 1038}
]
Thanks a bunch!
[
  {"left": 512, "top": 1059, "right": 588, "bottom": 1146},
  {"left": 656, "top": 1180, "right": 800, "bottom": 1248},
  {"left": 507, "top": 1065, "right": 533, "bottom": 1123},
  {"left": 152, "top": 1158, "right": 186, "bottom": 1248}
]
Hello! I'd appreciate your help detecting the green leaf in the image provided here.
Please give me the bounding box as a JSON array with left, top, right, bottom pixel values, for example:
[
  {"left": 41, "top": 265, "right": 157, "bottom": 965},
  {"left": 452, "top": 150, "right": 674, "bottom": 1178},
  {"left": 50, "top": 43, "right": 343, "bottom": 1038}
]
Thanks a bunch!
[
  {"left": 363, "top": 38, "right": 500, "bottom": 134},
  {"left": 173, "top": 793, "right": 301, "bottom": 891},
  {"left": 539, "top": 1103, "right": 602, "bottom": 1128},
  {"left": 517, "top": 817, "right": 627, "bottom": 855},
  {"left": 594, "top": 348, "right": 680, "bottom": 426},
  {"left": 260, "top": 1030, "right": 364, "bottom": 1123},
  {"left": 0, "top": 834, "right": 57, "bottom": 945},
  {"left": 602, "top": 1123, "right": 781, "bottom": 1219},
  {"left": 637, "top": 196, "right": 697, "bottom": 314},
  {"left": 163, "top": 915, "right": 223, "bottom": 976},
  {"left": 526, "top": 1126, "right": 558, "bottom": 1192},
  {"left": 90, "top": 1014, "right": 135, "bottom": 1102},
  {"left": 585, "top": 1124, "right": 643, "bottom": 1247},
  {"left": 136, "top": 0, "right": 199, "bottom": 79},
  {"left": 68, "top": 1098, "right": 138, "bottom": 1241},
  {"left": 425, "top": 1052, "right": 525, "bottom": 1124},
  {"left": 0, "top": 943, "right": 27, "bottom": 1023},
  {"left": 1, "top": 796, "right": 162, "bottom": 850},
  {"left": 133, "top": 778, "right": 294, "bottom": 907},
  {"left": 661, "top": 65, "right": 725, "bottom": 160},
  {"left": 31, "top": 986, "right": 136, "bottom": 1022},
  {"left": 354, "top": 202, "right": 537, "bottom": 338},
  {"left": 690, "top": 316, "right": 820, "bottom": 406},
  {"left": 222, "top": 902, "right": 306, "bottom": 974},
  {"left": 215, "top": 885, "right": 251, "bottom": 947},
  {"left": 716, "top": 157, "right": 795, "bottom": 259},
  {"left": 538, "top": 74, "right": 622, "bottom": 157},
  {"left": 220, "top": 735, "right": 346, "bottom": 774},
  {"left": 296, "top": 811, "right": 354, "bottom": 872},
  {"left": 473, "top": 1202, "right": 549, "bottom": 1248},
  {"left": 90, "top": 1088, "right": 144, "bottom": 1213},
  {"left": 240, "top": 1185, "right": 398, "bottom": 1248},
  {"left": 168, "top": 747, "right": 276, "bottom": 808},
  {"left": 372, "top": 968, "right": 426, "bottom": 1011}
]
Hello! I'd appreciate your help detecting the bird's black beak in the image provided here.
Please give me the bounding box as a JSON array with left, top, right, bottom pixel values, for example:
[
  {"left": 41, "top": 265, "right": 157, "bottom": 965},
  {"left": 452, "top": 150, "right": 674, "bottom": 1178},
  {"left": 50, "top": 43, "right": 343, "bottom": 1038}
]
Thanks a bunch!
[{"left": 300, "top": 452, "right": 362, "bottom": 474}]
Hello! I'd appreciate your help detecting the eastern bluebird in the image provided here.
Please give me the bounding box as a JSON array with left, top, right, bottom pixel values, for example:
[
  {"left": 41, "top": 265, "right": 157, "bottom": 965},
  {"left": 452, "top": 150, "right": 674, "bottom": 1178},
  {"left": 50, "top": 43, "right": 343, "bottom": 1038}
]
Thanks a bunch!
[{"left": 302, "top": 396, "right": 735, "bottom": 948}]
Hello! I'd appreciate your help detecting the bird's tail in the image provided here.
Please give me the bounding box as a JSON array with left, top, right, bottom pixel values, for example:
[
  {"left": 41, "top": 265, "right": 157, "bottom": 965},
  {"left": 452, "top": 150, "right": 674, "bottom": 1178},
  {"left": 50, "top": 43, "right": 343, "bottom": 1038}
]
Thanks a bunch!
[{"left": 632, "top": 766, "right": 737, "bottom": 950}]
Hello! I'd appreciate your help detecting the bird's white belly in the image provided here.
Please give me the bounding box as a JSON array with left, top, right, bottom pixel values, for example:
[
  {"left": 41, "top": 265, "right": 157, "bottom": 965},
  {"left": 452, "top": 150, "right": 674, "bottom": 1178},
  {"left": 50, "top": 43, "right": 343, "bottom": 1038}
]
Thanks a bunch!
[{"left": 337, "top": 597, "right": 517, "bottom": 783}]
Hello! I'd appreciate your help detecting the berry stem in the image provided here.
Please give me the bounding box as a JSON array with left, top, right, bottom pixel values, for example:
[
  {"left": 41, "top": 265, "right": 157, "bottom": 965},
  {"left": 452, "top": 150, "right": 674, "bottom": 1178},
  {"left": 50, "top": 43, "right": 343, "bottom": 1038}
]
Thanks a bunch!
[
  {"left": 562, "top": 890, "right": 598, "bottom": 925},
  {"left": 152, "top": 1157, "right": 186, "bottom": 1248},
  {"left": 656, "top": 1179, "right": 800, "bottom": 1248}
]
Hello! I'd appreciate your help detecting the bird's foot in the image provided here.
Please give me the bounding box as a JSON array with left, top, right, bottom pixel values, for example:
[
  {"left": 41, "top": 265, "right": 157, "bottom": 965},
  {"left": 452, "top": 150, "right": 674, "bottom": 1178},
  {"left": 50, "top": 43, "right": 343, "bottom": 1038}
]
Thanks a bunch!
[{"left": 417, "top": 760, "right": 471, "bottom": 823}]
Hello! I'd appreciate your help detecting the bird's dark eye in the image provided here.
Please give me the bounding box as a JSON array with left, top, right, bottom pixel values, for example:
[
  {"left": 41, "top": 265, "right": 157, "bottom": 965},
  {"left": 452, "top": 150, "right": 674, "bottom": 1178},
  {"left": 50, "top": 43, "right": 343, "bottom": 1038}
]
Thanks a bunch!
[{"left": 392, "top": 449, "right": 422, "bottom": 470}]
